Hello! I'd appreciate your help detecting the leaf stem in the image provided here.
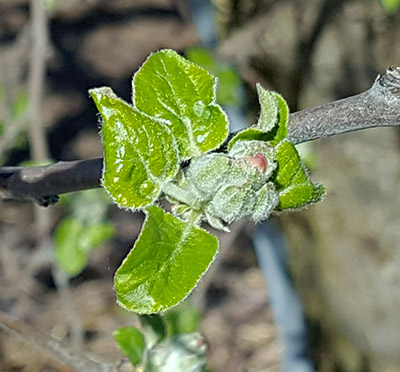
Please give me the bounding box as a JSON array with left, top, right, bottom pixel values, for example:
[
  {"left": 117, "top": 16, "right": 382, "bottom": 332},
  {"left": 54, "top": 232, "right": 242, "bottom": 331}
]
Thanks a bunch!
[
  {"left": 186, "top": 208, "right": 203, "bottom": 226},
  {"left": 161, "top": 182, "right": 193, "bottom": 206}
]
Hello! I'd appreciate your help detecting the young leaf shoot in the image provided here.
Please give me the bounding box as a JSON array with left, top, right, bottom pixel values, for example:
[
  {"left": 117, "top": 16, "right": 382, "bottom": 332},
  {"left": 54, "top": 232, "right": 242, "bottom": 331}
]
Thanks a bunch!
[{"left": 90, "top": 49, "right": 325, "bottom": 314}]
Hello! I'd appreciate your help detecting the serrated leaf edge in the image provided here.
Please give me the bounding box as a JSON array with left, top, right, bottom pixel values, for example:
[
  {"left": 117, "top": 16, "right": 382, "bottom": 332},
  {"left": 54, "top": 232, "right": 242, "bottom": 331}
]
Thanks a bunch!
[
  {"left": 131, "top": 49, "right": 229, "bottom": 159},
  {"left": 92, "top": 90, "right": 180, "bottom": 211},
  {"left": 277, "top": 182, "right": 326, "bottom": 211},
  {"left": 114, "top": 205, "right": 219, "bottom": 314}
]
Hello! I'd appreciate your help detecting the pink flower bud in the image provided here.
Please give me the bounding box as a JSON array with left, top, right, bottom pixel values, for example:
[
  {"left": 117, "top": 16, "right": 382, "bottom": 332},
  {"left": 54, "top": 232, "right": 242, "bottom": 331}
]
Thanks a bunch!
[{"left": 247, "top": 153, "right": 268, "bottom": 172}]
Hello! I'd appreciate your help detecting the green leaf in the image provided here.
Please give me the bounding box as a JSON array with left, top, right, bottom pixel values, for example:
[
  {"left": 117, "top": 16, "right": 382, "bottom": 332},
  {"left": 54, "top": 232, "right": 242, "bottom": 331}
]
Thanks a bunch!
[
  {"left": 278, "top": 182, "right": 325, "bottom": 210},
  {"left": 90, "top": 87, "right": 180, "bottom": 209},
  {"left": 133, "top": 49, "right": 229, "bottom": 159},
  {"left": 228, "top": 86, "right": 289, "bottom": 149},
  {"left": 78, "top": 223, "right": 115, "bottom": 255},
  {"left": 269, "top": 92, "right": 289, "bottom": 146},
  {"left": 256, "top": 84, "right": 278, "bottom": 132},
  {"left": 274, "top": 140, "right": 308, "bottom": 189},
  {"left": 380, "top": 0, "right": 400, "bottom": 13},
  {"left": 11, "top": 91, "right": 29, "bottom": 119},
  {"left": 227, "top": 128, "right": 275, "bottom": 150},
  {"left": 114, "top": 205, "right": 219, "bottom": 314},
  {"left": 114, "top": 326, "right": 146, "bottom": 366},
  {"left": 54, "top": 217, "right": 114, "bottom": 276},
  {"left": 274, "top": 140, "right": 325, "bottom": 209},
  {"left": 55, "top": 218, "right": 86, "bottom": 276}
]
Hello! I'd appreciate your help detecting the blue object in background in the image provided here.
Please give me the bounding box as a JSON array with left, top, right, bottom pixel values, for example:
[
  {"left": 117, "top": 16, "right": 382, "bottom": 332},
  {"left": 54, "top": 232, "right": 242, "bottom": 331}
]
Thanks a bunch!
[
  {"left": 253, "top": 220, "right": 315, "bottom": 372},
  {"left": 188, "top": 0, "right": 218, "bottom": 48}
]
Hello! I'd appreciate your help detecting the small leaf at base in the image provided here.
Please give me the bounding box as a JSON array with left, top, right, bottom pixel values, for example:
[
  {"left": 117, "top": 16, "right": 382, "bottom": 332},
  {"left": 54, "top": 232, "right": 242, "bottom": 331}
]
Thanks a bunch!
[
  {"left": 278, "top": 182, "right": 325, "bottom": 210},
  {"left": 114, "top": 326, "right": 146, "bottom": 366}
]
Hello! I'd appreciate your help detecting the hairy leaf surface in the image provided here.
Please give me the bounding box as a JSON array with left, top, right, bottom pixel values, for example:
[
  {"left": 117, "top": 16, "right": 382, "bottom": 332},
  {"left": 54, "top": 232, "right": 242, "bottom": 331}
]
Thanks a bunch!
[
  {"left": 90, "top": 87, "right": 179, "bottom": 209},
  {"left": 228, "top": 86, "right": 289, "bottom": 149},
  {"left": 133, "top": 49, "right": 229, "bottom": 159},
  {"left": 115, "top": 206, "right": 219, "bottom": 314},
  {"left": 274, "top": 140, "right": 325, "bottom": 209}
]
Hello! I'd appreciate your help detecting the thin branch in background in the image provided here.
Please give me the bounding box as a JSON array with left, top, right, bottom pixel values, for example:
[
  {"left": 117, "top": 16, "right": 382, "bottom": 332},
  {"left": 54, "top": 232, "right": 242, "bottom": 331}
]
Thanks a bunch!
[
  {"left": 28, "top": 0, "right": 52, "bottom": 235},
  {"left": 27, "top": 0, "right": 85, "bottom": 356},
  {"left": 51, "top": 265, "right": 85, "bottom": 350},
  {"left": 29, "top": 0, "right": 50, "bottom": 163},
  {"left": 0, "top": 310, "right": 117, "bottom": 372}
]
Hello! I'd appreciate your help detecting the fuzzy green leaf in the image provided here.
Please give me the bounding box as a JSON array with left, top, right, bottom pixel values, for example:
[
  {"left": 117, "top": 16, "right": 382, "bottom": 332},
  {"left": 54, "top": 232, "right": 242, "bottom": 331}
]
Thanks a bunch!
[
  {"left": 227, "top": 128, "right": 275, "bottom": 150},
  {"left": 90, "top": 87, "right": 179, "bottom": 209},
  {"left": 114, "top": 326, "right": 146, "bottom": 366},
  {"left": 274, "top": 140, "right": 325, "bottom": 209},
  {"left": 278, "top": 182, "right": 325, "bottom": 210},
  {"left": 228, "top": 86, "right": 289, "bottom": 149},
  {"left": 133, "top": 49, "right": 229, "bottom": 159},
  {"left": 114, "top": 205, "right": 219, "bottom": 314},
  {"left": 256, "top": 84, "right": 278, "bottom": 132},
  {"left": 274, "top": 140, "right": 308, "bottom": 189},
  {"left": 269, "top": 92, "right": 289, "bottom": 146}
]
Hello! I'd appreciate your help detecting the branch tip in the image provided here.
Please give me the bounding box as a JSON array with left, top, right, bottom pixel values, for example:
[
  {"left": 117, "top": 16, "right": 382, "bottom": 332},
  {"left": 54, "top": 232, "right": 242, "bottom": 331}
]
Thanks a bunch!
[{"left": 376, "top": 66, "right": 400, "bottom": 94}]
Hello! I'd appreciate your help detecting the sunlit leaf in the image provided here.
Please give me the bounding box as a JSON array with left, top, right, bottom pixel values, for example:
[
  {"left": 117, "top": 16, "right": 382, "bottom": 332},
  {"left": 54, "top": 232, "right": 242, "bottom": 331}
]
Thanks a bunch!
[
  {"left": 269, "top": 91, "right": 289, "bottom": 146},
  {"left": 114, "top": 205, "right": 219, "bottom": 314},
  {"left": 256, "top": 84, "right": 278, "bottom": 132},
  {"left": 278, "top": 182, "right": 325, "bottom": 210},
  {"left": 274, "top": 140, "right": 325, "bottom": 209},
  {"left": 274, "top": 140, "right": 308, "bottom": 189},
  {"left": 133, "top": 49, "right": 229, "bottom": 159},
  {"left": 90, "top": 87, "right": 180, "bottom": 209},
  {"left": 228, "top": 86, "right": 289, "bottom": 149},
  {"left": 227, "top": 128, "right": 275, "bottom": 150}
]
